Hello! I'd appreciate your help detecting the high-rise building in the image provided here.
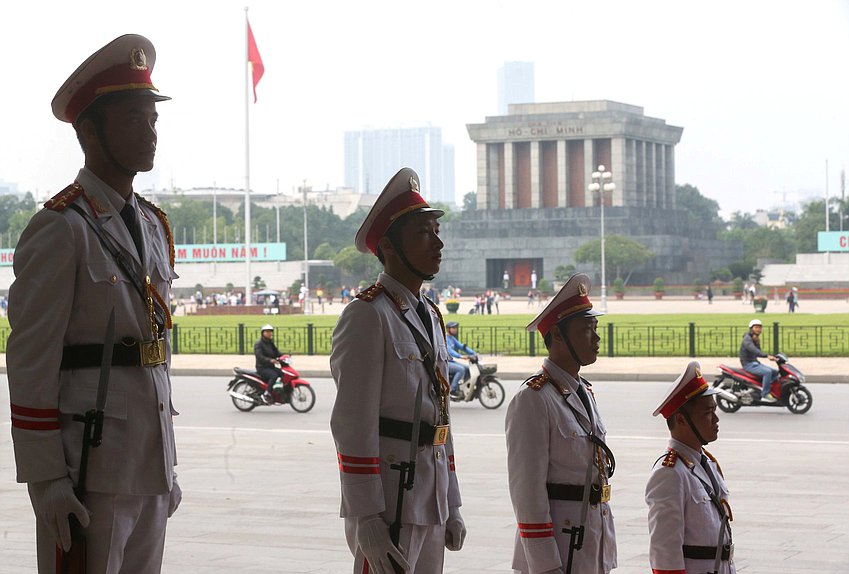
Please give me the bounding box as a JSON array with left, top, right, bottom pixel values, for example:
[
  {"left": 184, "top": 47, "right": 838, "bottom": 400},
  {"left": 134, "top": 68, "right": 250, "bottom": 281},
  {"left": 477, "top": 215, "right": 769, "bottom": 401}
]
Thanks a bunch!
[
  {"left": 344, "top": 126, "right": 455, "bottom": 205},
  {"left": 497, "top": 61, "right": 535, "bottom": 115}
]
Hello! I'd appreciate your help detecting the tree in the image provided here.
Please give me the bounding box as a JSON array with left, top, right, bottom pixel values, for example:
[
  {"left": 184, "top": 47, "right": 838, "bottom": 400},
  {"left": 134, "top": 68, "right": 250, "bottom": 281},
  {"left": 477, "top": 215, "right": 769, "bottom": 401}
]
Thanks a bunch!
[
  {"left": 253, "top": 276, "right": 266, "bottom": 290},
  {"left": 313, "top": 242, "right": 336, "bottom": 260},
  {"left": 676, "top": 184, "right": 722, "bottom": 238},
  {"left": 574, "top": 234, "right": 654, "bottom": 282},
  {"left": 333, "top": 245, "right": 382, "bottom": 283},
  {"left": 554, "top": 264, "right": 577, "bottom": 281},
  {"left": 462, "top": 191, "right": 477, "bottom": 211},
  {"left": 793, "top": 198, "right": 842, "bottom": 253}
]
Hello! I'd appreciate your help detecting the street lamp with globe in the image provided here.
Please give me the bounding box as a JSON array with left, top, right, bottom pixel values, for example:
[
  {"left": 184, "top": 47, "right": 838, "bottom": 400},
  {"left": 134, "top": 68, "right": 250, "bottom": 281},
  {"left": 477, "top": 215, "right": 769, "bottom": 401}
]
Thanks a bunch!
[{"left": 588, "top": 165, "right": 615, "bottom": 313}]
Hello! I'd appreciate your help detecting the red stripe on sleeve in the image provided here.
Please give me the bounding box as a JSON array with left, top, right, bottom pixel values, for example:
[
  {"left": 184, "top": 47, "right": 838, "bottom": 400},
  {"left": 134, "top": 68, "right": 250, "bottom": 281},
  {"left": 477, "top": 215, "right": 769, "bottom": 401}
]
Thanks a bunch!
[
  {"left": 11, "top": 404, "right": 59, "bottom": 418},
  {"left": 12, "top": 417, "right": 60, "bottom": 431},
  {"left": 338, "top": 464, "right": 381, "bottom": 475},
  {"left": 652, "top": 570, "right": 686, "bottom": 574},
  {"left": 520, "top": 530, "right": 554, "bottom": 538},
  {"left": 337, "top": 453, "right": 380, "bottom": 464},
  {"left": 518, "top": 522, "right": 553, "bottom": 529}
]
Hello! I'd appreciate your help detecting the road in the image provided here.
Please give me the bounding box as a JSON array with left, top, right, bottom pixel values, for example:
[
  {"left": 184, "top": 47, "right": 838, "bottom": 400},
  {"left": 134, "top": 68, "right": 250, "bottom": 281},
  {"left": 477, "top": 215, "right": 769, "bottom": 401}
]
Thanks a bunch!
[{"left": 2, "top": 376, "right": 848, "bottom": 573}]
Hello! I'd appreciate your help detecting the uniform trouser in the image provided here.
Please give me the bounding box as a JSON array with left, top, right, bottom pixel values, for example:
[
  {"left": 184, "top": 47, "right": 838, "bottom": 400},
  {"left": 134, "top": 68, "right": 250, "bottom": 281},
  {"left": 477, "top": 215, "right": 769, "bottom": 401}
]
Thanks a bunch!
[
  {"left": 344, "top": 517, "right": 446, "bottom": 574},
  {"left": 258, "top": 366, "right": 283, "bottom": 390},
  {"left": 37, "top": 491, "right": 169, "bottom": 574}
]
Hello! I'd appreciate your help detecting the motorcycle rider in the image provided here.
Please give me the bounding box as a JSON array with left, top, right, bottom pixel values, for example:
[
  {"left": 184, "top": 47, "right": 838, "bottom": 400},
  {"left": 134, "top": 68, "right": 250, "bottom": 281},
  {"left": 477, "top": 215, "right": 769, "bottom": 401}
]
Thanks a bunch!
[
  {"left": 255, "top": 324, "right": 283, "bottom": 404},
  {"left": 739, "top": 319, "right": 779, "bottom": 403},
  {"left": 445, "top": 321, "right": 476, "bottom": 398}
]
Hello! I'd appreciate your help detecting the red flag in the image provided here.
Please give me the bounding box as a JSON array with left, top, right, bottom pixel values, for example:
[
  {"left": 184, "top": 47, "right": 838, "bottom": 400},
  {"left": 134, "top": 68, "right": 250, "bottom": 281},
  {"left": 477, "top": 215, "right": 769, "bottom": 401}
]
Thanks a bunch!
[{"left": 247, "top": 20, "right": 264, "bottom": 102}]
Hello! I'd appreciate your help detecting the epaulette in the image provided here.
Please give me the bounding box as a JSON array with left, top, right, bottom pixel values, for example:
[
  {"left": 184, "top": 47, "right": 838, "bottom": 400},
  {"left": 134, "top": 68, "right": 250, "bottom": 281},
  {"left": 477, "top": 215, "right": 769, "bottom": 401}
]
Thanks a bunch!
[
  {"left": 702, "top": 448, "right": 725, "bottom": 479},
  {"left": 44, "top": 183, "right": 83, "bottom": 211},
  {"left": 356, "top": 283, "right": 385, "bottom": 302},
  {"left": 137, "top": 194, "right": 175, "bottom": 269},
  {"left": 524, "top": 371, "right": 551, "bottom": 391},
  {"left": 661, "top": 449, "right": 679, "bottom": 468}
]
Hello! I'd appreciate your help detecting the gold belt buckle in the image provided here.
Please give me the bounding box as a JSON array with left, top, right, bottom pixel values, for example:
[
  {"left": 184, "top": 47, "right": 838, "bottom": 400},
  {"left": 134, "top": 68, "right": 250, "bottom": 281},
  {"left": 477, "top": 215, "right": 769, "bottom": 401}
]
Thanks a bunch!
[
  {"left": 140, "top": 339, "right": 166, "bottom": 367},
  {"left": 600, "top": 484, "right": 611, "bottom": 503},
  {"left": 432, "top": 425, "right": 449, "bottom": 446}
]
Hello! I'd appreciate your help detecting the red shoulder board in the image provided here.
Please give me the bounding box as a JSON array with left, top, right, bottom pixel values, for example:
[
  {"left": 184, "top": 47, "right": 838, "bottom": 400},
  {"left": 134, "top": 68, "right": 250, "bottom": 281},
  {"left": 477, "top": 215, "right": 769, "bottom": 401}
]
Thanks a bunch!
[
  {"left": 356, "top": 283, "right": 385, "bottom": 302},
  {"left": 44, "top": 183, "right": 83, "bottom": 211},
  {"left": 661, "top": 449, "right": 679, "bottom": 468},
  {"left": 525, "top": 371, "right": 550, "bottom": 391}
]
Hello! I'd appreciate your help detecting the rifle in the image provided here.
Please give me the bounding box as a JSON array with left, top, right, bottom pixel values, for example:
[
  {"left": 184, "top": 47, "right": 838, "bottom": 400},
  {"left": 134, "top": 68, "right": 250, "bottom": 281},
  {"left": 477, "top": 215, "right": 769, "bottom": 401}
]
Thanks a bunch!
[
  {"left": 387, "top": 377, "right": 423, "bottom": 574},
  {"left": 60, "top": 309, "right": 115, "bottom": 573}
]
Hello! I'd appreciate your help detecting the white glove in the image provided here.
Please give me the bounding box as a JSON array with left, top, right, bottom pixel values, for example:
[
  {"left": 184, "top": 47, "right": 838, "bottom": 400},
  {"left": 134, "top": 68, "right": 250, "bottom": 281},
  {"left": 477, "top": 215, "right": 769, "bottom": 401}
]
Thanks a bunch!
[
  {"left": 355, "top": 514, "right": 410, "bottom": 573},
  {"left": 168, "top": 477, "right": 182, "bottom": 518},
  {"left": 445, "top": 506, "right": 466, "bottom": 551},
  {"left": 27, "top": 477, "right": 90, "bottom": 551}
]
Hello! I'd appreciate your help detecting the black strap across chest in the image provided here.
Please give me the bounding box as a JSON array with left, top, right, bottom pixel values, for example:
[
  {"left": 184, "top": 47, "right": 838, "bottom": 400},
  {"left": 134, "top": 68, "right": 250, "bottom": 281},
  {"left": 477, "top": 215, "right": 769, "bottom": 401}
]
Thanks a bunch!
[{"left": 69, "top": 204, "right": 167, "bottom": 332}]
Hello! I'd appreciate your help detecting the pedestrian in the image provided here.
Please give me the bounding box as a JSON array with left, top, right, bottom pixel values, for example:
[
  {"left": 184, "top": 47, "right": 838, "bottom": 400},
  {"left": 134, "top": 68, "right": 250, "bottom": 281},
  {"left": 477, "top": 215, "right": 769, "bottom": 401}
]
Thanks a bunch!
[
  {"left": 531, "top": 269, "right": 538, "bottom": 290},
  {"left": 330, "top": 168, "right": 466, "bottom": 573},
  {"left": 646, "top": 361, "right": 735, "bottom": 573},
  {"left": 786, "top": 287, "right": 799, "bottom": 313},
  {"left": 503, "top": 269, "right": 510, "bottom": 290},
  {"left": 707, "top": 285, "right": 714, "bottom": 304},
  {"left": 7, "top": 34, "right": 180, "bottom": 573},
  {"left": 505, "top": 273, "right": 616, "bottom": 574},
  {"left": 493, "top": 291, "right": 500, "bottom": 314},
  {"left": 486, "top": 290, "right": 493, "bottom": 315}
]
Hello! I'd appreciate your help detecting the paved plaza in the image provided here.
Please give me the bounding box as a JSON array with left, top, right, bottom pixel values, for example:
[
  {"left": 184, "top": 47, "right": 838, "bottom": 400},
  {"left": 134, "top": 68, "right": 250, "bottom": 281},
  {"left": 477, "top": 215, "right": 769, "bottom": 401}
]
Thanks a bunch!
[{"left": 2, "top": 375, "right": 848, "bottom": 573}]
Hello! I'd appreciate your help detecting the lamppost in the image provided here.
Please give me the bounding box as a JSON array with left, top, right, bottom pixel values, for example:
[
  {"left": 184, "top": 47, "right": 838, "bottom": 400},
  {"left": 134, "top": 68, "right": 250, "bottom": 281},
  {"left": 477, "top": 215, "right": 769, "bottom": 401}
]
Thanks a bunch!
[{"left": 588, "top": 165, "right": 615, "bottom": 313}]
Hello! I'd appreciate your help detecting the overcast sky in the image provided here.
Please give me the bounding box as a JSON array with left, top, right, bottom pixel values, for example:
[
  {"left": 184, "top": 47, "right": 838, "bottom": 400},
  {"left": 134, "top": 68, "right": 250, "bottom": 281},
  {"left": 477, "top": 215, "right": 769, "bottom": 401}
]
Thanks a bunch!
[{"left": 1, "top": 0, "right": 847, "bottom": 217}]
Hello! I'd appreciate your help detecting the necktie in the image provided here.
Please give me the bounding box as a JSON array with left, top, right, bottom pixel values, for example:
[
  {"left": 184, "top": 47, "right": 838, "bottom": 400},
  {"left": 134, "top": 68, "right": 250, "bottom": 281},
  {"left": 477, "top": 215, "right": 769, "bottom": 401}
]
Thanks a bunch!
[
  {"left": 120, "top": 203, "right": 143, "bottom": 257},
  {"left": 575, "top": 382, "right": 594, "bottom": 426},
  {"left": 415, "top": 300, "right": 433, "bottom": 344},
  {"left": 700, "top": 453, "right": 721, "bottom": 496}
]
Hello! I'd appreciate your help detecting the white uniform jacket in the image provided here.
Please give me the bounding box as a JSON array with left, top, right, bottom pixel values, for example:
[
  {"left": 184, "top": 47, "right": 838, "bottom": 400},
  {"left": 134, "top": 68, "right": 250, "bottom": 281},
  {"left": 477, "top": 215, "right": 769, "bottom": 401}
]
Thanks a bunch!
[
  {"left": 7, "top": 168, "right": 179, "bottom": 495},
  {"left": 505, "top": 359, "right": 617, "bottom": 574},
  {"left": 330, "top": 272, "right": 462, "bottom": 525},
  {"left": 645, "top": 439, "right": 735, "bottom": 574}
]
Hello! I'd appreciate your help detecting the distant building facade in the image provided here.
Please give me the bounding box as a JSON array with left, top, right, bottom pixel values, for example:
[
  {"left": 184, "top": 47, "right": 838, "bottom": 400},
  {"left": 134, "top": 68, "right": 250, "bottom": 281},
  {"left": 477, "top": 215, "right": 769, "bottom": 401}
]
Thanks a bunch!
[
  {"left": 438, "top": 100, "right": 739, "bottom": 289},
  {"left": 344, "top": 126, "right": 455, "bottom": 205},
  {"left": 497, "top": 61, "right": 535, "bottom": 115}
]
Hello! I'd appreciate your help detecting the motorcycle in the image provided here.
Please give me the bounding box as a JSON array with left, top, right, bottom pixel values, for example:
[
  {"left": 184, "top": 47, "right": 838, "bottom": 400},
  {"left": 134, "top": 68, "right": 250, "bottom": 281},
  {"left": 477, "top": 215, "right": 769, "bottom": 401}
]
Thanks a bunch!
[
  {"left": 227, "top": 354, "right": 316, "bottom": 413},
  {"left": 712, "top": 353, "right": 812, "bottom": 414},
  {"left": 449, "top": 355, "right": 506, "bottom": 409}
]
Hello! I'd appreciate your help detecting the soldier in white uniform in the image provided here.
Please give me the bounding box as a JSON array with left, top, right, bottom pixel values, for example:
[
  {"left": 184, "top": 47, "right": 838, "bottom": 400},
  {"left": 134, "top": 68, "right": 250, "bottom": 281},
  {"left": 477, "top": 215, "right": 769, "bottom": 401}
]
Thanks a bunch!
[
  {"left": 330, "top": 168, "right": 465, "bottom": 573},
  {"left": 505, "top": 273, "right": 617, "bottom": 574},
  {"left": 645, "top": 361, "right": 735, "bottom": 574},
  {"left": 7, "top": 35, "right": 180, "bottom": 573}
]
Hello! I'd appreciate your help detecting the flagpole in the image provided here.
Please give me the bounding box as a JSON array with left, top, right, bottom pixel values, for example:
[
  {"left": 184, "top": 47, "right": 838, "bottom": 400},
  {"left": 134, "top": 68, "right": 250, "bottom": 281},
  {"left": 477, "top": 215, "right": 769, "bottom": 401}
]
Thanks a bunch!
[{"left": 244, "top": 7, "right": 253, "bottom": 308}]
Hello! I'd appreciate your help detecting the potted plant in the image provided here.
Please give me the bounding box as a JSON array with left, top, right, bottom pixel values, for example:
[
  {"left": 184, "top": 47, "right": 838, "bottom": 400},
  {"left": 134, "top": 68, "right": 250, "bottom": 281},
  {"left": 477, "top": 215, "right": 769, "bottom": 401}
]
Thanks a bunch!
[
  {"left": 692, "top": 277, "right": 704, "bottom": 300},
  {"left": 445, "top": 299, "right": 460, "bottom": 313},
  {"left": 753, "top": 295, "right": 768, "bottom": 313},
  {"left": 732, "top": 277, "right": 744, "bottom": 300},
  {"left": 613, "top": 277, "right": 625, "bottom": 300},
  {"left": 652, "top": 277, "right": 665, "bottom": 300}
]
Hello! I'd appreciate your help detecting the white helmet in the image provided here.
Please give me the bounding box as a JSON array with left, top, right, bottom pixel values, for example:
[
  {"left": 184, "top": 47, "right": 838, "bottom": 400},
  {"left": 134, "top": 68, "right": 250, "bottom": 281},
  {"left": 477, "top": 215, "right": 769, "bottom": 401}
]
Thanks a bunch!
[
  {"left": 261, "top": 324, "right": 274, "bottom": 331},
  {"left": 748, "top": 319, "right": 762, "bottom": 329}
]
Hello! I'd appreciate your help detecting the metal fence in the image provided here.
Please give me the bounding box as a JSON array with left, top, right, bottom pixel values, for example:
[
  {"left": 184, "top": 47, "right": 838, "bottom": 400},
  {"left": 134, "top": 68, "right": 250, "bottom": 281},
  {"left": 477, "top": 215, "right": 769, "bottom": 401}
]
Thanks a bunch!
[{"left": 1, "top": 322, "right": 844, "bottom": 357}]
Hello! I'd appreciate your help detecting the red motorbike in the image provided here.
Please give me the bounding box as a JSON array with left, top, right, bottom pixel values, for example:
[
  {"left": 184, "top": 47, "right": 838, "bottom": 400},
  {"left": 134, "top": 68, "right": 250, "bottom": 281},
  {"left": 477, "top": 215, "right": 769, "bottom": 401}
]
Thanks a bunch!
[
  {"left": 712, "top": 353, "right": 812, "bottom": 414},
  {"left": 226, "top": 354, "right": 316, "bottom": 413}
]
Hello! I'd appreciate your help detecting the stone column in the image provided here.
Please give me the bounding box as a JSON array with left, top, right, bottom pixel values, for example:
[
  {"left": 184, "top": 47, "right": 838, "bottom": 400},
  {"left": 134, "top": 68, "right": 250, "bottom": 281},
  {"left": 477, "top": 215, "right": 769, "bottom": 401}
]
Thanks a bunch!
[
  {"left": 645, "top": 142, "right": 656, "bottom": 207},
  {"left": 611, "top": 137, "right": 626, "bottom": 207},
  {"left": 636, "top": 140, "right": 646, "bottom": 206},
  {"left": 504, "top": 142, "right": 515, "bottom": 209},
  {"left": 583, "top": 139, "right": 595, "bottom": 207},
  {"left": 666, "top": 145, "right": 676, "bottom": 209},
  {"left": 530, "top": 141, "right": 541, "bottom": 208},
  {"left": 478, "top": 142, "right": 491, "bottom": 209},
  {"left": 557, "top": 140, "right": 568, "bottom": 207},
  {"left": 656, "top": 143, "right": 666, "bottom": 209}
]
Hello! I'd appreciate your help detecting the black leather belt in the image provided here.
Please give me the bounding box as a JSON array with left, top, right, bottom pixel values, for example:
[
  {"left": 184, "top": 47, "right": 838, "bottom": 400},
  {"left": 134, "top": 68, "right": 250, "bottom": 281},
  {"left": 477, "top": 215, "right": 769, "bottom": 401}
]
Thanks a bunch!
[
  {"left": 61, "top": 339, "right": 165, "bottom": 370},
  {"left": 379, "top": 416, "right": 435, "bottom": 447},
  {"left": 546, "top": 482, "right": 604, "bottom": 505},
  {"left": 682, "top": 544, "right": 731, "bottom": 561}
]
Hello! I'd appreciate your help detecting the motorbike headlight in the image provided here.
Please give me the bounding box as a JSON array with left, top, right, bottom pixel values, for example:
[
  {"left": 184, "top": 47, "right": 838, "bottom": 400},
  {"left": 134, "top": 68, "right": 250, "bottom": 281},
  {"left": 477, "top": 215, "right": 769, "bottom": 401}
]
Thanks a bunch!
[{"left": 797, "top": 373, "right": 804, "bottom": 384}]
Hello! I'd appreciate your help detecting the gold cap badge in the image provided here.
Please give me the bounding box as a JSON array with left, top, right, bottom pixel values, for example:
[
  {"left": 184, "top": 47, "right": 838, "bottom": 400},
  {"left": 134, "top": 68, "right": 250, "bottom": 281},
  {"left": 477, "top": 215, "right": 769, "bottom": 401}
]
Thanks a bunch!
[{"left": 130, "top": 47, "right": 148, "bottom": 71}]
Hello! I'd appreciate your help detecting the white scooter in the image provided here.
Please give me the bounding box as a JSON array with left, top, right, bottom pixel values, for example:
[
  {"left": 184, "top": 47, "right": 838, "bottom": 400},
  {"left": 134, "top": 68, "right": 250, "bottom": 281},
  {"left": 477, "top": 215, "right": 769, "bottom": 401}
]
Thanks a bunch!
[{"left": 449, "top": 355, "right": 505, "bottom": 409}]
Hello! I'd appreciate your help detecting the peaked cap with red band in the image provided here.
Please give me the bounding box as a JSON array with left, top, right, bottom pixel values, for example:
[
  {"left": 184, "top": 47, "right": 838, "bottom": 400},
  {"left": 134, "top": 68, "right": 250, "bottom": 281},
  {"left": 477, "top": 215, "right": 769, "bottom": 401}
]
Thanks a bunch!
[
  {"left": 52, "top": 34, "right": 170, "bottom": 123},
  {"left": 355, "top": 167, "right": 444, "bottom": 254},
  {"left": 653, "top": 360, "right": 721, "bottom": 419},
  {"left": 526, "top": 272, "right": 604, "bottom": 336}
]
